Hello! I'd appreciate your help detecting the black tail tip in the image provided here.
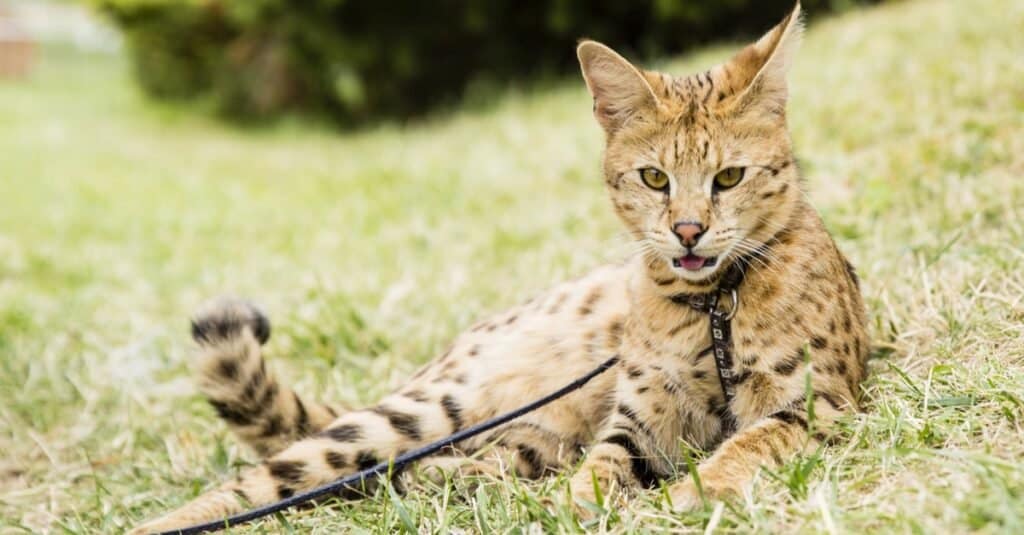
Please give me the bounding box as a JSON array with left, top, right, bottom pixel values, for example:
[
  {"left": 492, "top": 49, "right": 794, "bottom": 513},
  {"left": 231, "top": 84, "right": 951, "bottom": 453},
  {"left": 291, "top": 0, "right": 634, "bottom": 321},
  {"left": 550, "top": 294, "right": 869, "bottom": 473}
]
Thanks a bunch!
[{"left": 190, "top": 297, "right": 271, "bottom": 346}]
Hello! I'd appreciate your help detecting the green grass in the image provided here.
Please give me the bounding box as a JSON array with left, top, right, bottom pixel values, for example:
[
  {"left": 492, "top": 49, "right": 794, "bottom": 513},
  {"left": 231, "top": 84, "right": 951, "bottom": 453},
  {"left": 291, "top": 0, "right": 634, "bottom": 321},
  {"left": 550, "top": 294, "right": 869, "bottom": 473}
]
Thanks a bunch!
[{"left": 2, "top": 0, "right": 1023, "bottom": 532}]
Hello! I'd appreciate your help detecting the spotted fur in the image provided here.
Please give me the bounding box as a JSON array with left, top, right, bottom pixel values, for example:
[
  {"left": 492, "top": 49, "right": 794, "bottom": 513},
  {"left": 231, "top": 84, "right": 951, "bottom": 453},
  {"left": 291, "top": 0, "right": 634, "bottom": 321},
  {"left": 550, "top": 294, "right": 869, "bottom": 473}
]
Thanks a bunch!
[{"left": 131, "top": 3, "right": 868, "bottom": 532}]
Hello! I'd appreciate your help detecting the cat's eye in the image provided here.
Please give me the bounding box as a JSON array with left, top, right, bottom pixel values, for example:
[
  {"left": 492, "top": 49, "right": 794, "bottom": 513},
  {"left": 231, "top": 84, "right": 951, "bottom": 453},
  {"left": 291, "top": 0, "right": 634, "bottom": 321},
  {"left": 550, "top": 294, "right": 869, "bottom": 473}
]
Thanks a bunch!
[
  {"left": 713, "top": 167, "right": 746, "bottom": 190},
  {"left": 639, "top": 168, "right": 669, "bottom": 190}
]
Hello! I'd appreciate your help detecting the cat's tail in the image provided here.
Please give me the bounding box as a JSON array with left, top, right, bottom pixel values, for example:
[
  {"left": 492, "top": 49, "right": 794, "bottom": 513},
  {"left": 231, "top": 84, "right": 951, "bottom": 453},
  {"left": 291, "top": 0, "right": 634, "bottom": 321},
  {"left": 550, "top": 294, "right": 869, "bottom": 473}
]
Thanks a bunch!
[{"left": 189, "top": 297, "right": 341, "bottom": 457}]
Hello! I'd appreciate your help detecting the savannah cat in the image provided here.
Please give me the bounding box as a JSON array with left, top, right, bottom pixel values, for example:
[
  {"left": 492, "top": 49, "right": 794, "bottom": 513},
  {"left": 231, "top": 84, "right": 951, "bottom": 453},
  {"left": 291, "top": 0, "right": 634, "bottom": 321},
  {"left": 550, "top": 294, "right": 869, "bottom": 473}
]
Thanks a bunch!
[{"left": 131, "top": 3, "right": 868, "bottom": 532}]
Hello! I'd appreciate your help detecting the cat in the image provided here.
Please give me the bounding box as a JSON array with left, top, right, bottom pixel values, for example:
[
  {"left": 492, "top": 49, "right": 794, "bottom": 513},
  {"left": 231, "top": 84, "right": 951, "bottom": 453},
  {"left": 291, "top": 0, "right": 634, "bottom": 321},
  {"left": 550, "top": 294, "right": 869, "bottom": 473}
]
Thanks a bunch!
[{"left": 131, "top": 3, "right": 868, "bottom": 532}]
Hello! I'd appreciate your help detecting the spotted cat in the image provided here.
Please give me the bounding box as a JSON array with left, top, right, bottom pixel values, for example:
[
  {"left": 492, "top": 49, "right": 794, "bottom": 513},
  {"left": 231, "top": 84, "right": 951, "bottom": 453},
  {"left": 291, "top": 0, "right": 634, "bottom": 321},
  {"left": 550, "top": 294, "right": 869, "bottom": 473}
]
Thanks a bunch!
[{"left": 131, "top": 3, "right": 868, "bottom": 532}]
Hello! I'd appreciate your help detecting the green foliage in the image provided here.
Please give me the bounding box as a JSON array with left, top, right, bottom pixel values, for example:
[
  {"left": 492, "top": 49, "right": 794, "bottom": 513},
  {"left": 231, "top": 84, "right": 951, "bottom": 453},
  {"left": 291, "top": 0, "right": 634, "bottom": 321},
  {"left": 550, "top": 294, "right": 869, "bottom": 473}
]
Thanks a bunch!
[{"left": 92, "top": 0, "right": 870, "bottom": 124}]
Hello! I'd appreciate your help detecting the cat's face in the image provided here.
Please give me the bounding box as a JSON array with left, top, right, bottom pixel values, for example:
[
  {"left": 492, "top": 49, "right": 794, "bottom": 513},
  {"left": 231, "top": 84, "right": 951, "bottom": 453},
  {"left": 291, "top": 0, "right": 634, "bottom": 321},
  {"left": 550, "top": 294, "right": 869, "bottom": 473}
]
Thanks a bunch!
[{"left": 579, "top": 3, "right": 804, "bottom": 285}]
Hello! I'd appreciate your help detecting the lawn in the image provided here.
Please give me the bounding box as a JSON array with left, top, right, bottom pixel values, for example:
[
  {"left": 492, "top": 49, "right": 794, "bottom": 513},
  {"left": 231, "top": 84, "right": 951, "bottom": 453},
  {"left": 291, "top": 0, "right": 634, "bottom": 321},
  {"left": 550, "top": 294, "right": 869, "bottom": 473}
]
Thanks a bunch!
[{"left": 1, "top": 0, "right": 1022, "bottom": 532}]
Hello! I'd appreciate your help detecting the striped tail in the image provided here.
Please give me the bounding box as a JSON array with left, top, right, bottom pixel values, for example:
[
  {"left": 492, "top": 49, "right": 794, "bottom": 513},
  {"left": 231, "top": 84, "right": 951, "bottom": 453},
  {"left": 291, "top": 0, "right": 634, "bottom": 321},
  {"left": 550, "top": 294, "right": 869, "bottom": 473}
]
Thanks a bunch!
[{"left": 190, "top": 297, "right": 341, "bottom": 457}]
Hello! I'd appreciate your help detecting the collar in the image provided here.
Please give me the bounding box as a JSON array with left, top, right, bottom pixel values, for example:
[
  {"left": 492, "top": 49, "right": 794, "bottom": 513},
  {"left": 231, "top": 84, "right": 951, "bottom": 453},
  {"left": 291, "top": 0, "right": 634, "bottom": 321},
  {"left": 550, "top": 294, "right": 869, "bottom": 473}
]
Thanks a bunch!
[{"left": 668, "top": 260, "right": 748, "bottom": 315}]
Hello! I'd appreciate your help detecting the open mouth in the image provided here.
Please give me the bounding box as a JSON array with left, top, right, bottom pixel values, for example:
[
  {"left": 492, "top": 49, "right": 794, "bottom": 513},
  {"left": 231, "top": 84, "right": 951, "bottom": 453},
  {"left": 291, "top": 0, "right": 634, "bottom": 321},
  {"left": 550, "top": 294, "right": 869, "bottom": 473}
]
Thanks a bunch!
[{"left": 672, "top": 253, "right": 717, "bottom": 272}]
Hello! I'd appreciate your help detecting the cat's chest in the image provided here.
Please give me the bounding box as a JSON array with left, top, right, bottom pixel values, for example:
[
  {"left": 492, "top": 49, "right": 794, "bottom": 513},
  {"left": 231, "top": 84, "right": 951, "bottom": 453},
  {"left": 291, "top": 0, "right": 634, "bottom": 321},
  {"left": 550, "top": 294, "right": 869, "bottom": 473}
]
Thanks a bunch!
[
  {"left": 624, "top": 301, "right": 774, "bottom": 406},
  {"left": 619, "top": 313, "right": 732, "bottom": 448},
  {"left": 624, "top": 310, "right": 721, "bottom": 393}
]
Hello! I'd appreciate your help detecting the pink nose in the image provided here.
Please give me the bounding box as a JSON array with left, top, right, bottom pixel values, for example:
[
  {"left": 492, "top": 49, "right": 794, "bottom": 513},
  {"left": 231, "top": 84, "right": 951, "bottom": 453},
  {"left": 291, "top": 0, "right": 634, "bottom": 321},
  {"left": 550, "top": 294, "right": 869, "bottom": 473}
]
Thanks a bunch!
[{"left": 672, "top": 221, "right": 705, "bottom": 246}]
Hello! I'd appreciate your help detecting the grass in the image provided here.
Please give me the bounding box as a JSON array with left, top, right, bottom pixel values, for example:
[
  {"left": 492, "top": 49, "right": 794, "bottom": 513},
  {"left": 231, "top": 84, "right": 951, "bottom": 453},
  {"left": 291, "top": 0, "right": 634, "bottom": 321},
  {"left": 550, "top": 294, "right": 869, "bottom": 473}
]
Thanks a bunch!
[{"left": 1, "top": 0, "right": 1023, "bottom": 532}]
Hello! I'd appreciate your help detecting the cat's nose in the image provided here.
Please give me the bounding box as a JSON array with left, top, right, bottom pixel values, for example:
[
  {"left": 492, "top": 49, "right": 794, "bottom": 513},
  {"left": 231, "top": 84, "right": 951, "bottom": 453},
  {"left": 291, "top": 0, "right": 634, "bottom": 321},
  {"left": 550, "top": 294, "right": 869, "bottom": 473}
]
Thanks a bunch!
[{"left": 672, "top": 221, "right": 705, "bottom": 247}]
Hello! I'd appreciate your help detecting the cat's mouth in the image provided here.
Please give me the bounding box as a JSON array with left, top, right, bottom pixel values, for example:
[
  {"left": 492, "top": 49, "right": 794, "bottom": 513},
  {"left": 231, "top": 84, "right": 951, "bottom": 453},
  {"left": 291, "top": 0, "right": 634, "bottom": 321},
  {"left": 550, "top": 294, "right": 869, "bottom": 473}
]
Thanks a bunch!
[{"left": 672, "top": 253, "right": 718, "bottom": 272}]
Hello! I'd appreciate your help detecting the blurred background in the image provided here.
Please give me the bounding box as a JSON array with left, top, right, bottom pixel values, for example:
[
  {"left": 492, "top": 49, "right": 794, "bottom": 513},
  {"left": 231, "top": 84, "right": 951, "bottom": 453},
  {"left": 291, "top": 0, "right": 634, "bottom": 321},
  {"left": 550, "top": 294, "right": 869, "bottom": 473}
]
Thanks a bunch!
[
  {"left": 7, "top": 0, "right": 871, "bottom": 125},
  {"left": 2, "top": 0, "right": 1022, "bottom": 533}
]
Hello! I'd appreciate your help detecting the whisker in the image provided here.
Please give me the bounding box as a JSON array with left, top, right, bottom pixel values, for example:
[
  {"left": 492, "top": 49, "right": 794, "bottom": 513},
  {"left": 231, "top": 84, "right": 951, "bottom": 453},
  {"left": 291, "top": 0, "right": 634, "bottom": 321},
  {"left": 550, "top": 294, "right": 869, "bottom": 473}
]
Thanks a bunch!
[{"left": 730, "top": 238, "right": 783, "bottom": 278}]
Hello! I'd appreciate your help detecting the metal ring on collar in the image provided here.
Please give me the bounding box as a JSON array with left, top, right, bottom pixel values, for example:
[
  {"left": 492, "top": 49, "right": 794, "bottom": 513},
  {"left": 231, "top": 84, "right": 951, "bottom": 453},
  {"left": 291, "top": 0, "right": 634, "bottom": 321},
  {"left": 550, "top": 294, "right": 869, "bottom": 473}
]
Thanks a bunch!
[{"left": 722, "top": 288, "right": 740, "bottom": 320}]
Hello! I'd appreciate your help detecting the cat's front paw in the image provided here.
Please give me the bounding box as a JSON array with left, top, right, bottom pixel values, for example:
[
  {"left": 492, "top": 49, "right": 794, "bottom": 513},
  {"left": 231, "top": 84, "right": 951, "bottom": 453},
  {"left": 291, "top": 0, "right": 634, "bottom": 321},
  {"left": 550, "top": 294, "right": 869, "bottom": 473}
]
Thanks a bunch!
[
  {"left": 667, "top": 474, "right": 740, "bottom": 512},
  {"left": 568, "top": 467, "right": 630, "bottom": 520},
  {"left": 568, "top": 471, "right": 602, "bottom": 519},
  {"left": 667, "top": 479, "right": 703, "bottom": 511}
]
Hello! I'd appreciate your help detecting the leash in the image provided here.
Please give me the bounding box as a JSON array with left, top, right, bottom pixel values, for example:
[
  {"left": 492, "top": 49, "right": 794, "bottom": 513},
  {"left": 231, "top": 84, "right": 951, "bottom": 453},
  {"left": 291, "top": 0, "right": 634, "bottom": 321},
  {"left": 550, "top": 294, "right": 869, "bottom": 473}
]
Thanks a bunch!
[
  {"left": 669, "top": 261, "right": 748, "bottom": 432},
  {"left": 155, "top": 355, "right": 620, "bottom": 535}
]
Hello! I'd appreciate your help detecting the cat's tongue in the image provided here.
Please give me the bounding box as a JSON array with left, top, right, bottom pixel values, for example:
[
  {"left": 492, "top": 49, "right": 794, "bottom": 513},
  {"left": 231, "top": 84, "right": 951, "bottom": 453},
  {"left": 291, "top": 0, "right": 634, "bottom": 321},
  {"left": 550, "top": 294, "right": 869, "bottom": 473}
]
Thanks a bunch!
[{"left": 674, "top": 254, "right": 709, "bottom": 271}]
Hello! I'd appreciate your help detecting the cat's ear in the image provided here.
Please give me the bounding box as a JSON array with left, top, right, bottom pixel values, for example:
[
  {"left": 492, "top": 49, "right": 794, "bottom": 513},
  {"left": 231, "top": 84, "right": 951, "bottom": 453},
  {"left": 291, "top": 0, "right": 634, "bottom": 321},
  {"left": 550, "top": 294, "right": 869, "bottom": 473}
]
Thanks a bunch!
[
  {"left": 719, "top": 2, "right": 803, "bottom": 115},
  {"left": 577, "top": 41, "right": 660, "bottom": 133}
]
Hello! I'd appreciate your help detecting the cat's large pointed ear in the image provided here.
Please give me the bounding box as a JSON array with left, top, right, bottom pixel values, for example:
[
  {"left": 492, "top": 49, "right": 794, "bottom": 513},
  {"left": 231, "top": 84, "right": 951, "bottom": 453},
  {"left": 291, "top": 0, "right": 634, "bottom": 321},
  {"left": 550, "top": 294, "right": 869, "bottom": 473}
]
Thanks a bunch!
[
  {"left": 719, "top": 2, "right": 804, "bottom": 116},
  {"left": 577, "top": 41, "right": 660, "bottom": 133}
]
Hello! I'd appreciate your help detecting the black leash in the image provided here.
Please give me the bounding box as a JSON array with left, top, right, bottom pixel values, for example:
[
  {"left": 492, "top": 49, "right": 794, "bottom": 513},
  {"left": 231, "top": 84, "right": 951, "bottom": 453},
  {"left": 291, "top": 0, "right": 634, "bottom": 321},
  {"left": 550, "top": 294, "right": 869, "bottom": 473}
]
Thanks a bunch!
[
  {"left": 670, "top": 262, "right": 748, "bottom": 432},
  {"left": 156, "top": 355, "right": 620, "bottom": 535}
]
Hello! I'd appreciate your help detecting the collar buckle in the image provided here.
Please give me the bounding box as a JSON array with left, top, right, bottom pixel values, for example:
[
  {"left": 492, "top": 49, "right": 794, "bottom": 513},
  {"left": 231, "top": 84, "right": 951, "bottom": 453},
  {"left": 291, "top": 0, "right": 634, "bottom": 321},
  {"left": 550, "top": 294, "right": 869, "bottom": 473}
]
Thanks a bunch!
[{"left": 719, "top": 288, "right": 740, "bottom": 321}]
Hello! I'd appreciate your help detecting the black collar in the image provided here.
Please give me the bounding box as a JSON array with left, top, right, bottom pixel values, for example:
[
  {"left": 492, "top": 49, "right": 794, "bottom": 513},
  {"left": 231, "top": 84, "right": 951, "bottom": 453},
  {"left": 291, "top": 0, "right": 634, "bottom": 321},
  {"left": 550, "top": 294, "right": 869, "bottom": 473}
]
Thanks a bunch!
[{"left": 667, "top": 260, "right": 747, "bottom": 313}]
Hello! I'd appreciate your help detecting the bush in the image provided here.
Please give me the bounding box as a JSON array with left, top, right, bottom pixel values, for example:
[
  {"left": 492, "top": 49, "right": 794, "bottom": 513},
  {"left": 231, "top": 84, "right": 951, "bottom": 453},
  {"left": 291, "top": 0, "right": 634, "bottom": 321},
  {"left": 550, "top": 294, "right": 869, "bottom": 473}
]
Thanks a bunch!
[{"left": 93, "top": 0, "right": 870, "bottom": 125}]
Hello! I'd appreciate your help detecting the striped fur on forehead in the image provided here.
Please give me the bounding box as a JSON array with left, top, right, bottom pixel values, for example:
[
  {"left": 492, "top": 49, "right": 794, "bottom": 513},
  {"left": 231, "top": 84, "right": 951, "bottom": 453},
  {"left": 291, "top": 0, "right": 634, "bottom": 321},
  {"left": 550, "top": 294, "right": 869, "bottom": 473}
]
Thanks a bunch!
[{"left": 643, "top": 69, "right": 736, "bottom": 116}]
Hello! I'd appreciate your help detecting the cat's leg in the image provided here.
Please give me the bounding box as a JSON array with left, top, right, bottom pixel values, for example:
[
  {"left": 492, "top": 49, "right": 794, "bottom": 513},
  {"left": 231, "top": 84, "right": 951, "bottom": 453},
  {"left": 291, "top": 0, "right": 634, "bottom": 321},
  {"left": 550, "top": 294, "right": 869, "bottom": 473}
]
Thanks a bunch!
[
  {"left": 190, "top": 297, "right": 343, "bottom": 457},
  {"left": 130, "top": 390, "right": 465, "bottom": 534},
  {"left": 567, "top": 362, "right": 683, "bottom": 509},
  {"left": 667, "top": 391, "right": 850, "bottom": 510},
  {"left": 408, "top": 421, "right": 582, "bottom": 485}
]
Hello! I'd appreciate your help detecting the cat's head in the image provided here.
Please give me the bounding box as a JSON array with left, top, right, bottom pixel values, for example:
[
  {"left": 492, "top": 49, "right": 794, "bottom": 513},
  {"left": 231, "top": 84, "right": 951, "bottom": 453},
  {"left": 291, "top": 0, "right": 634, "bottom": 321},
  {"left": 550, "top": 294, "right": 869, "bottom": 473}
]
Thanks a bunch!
[{"left": 578, "top": 3, "right": 804, "bottom": 287}]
